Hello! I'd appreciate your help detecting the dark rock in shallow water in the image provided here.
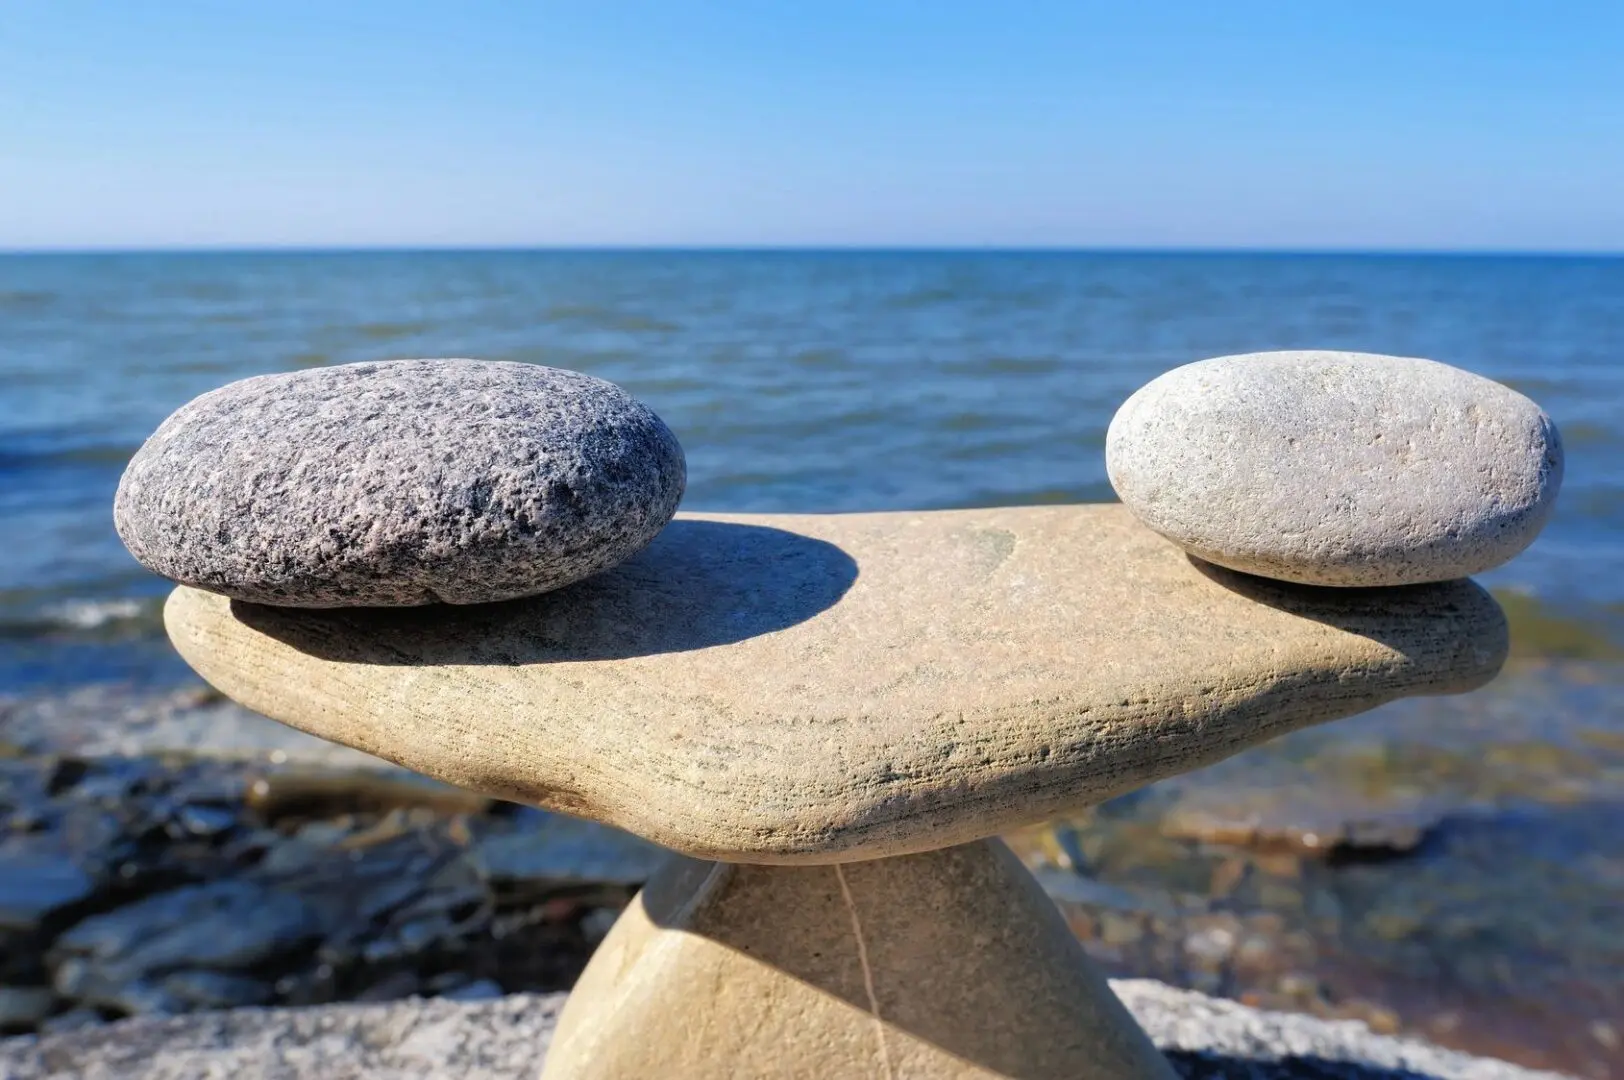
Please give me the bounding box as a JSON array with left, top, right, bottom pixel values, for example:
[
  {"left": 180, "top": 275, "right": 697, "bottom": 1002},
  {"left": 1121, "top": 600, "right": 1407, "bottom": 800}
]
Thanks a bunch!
[
  {"left": 471, "top": 814, "right": 668, "bottom": 899},
  {"left": 0, "top": 986, "right": 56, "bottom": 1030},
  {"left": 168, "top": 805, "right": 235, "bottom": 839},
  {"left": 114, "top": 359, "right": 686, "bottom": 607},
  {"left": 53, "top": 880, "right": 324, "bottom": 984},
  {"left": 0, "top": 854, "right": 96, "bottom": 932},
  {"left": 35, "top": 1006, "right": 101, "bottom": 1035},
  {"left": 161, "top": 971, "right": 273, "bottom": 1010}
]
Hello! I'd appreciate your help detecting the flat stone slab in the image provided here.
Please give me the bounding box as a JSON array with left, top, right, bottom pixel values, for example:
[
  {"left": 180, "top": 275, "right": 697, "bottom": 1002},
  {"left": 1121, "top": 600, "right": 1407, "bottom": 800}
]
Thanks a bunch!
[
  {"left": 115, "top": 360, "right": 686, "bottom": 607},
  {"left": 0, "top": 984, "right": 1569, "bottom": 1080},
  {"left": 1107, "top": 352, "right": 1562, "bottom": 587},
  {"left": 165, "top": 505, "right": 1507, "bottom": 863}
]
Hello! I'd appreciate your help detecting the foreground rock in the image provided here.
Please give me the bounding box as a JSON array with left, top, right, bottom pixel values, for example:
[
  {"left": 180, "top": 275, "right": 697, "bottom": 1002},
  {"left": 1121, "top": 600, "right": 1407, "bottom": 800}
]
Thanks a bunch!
[
  {"left": 1106, "top": 351, "right": 1563, "bottom": 587},
  {"left": 0, "top": 983, "right": 1571, "bottom": 1080},
  {"left": 115, "top": 359, "right": 686, "bottom": 607},
  {"left": 0, "top": 751, "right": 658, "bottom": 1037},
  {"left": 164, "top": 504, "right": 1507, "bottom": 863}
]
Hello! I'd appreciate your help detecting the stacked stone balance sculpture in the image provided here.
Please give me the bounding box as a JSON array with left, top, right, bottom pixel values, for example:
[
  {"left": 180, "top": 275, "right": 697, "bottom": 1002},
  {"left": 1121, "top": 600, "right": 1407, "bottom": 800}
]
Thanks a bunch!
[{"left": 120, "top": 354, "right": 1559, "bottom": 1080}]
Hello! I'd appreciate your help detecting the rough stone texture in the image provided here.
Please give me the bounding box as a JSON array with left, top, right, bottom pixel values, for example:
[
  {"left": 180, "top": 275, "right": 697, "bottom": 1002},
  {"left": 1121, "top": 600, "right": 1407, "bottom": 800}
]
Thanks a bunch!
[
  {"left": 1106, "top": 351, "right": 1563, "bottom": 587},
  {"left": 547, "top": 838, "right": 1176, "bottom": 1078},
  {"left": 0, "top": 984, "right": 1569, "bottom": 1079},
  {"left": 164, "top": 504, "right": 1507, "bottom": 863},
  {"left": 115, "top": 359, "right": 686, "bottom": 607}
]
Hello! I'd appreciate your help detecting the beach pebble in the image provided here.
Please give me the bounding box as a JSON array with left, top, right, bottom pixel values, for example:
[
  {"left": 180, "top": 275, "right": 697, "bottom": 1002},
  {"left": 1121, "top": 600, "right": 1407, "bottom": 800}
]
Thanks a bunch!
[
  {"left": 1106, "top": 351, "right": 1562, "bottom": 586},
  {"left": 115, "top": 359, "right": 686, "bottom": 607}
]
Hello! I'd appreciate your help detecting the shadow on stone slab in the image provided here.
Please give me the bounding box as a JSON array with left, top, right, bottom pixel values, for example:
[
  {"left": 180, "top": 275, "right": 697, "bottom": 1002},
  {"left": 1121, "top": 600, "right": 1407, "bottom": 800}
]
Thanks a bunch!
[
  {"left": 230, "top": 520, "right": 859, "bottom": 665},
  {"left": 1185, "top": 556, "right": 1508, "bottom": 693}
]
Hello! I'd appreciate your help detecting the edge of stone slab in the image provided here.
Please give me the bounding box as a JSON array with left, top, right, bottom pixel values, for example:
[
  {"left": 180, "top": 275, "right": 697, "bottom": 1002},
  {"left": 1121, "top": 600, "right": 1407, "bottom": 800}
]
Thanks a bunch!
[{"left": 0, "top": 982, "right": 1571, "bottom": 1080}]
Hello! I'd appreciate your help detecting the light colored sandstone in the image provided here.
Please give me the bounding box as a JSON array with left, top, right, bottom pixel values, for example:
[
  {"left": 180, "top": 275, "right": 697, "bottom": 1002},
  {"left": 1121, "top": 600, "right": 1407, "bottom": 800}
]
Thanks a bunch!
[
  {"left": 545, "top": 838, "right": 1176, "bottom": 1079},
  {"left": 164, "top": 504, "right": 1506, "bottom": 863},
  {"left": 1106, "top": 351, "right": 1563, "bottom": 587}
]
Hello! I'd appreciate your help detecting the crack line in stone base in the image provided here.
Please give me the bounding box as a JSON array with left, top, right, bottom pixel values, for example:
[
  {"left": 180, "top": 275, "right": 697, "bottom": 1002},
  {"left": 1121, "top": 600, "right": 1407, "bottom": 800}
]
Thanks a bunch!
[{"left": 834, "top": 863, "right": 895, "bottom": 1080}]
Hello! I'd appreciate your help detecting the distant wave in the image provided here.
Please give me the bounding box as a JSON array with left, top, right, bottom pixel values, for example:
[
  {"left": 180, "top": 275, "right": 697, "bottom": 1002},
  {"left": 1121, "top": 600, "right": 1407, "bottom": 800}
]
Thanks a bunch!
[
  {"left": 0, "top": 597, "right": 165, "bottom": 641},
  {"left": 0, "top": 443, "right": 140, "bottom": 471}
]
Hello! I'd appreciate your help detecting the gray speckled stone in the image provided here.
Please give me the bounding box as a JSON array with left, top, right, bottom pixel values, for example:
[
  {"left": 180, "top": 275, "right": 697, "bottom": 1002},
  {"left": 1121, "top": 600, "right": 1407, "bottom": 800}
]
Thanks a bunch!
[
  {"left": 115, "top": 360, "right": 685, "bottom": 607},
  {"left": 1106, "top": 351, "right": 1563, "bottom": 587}
]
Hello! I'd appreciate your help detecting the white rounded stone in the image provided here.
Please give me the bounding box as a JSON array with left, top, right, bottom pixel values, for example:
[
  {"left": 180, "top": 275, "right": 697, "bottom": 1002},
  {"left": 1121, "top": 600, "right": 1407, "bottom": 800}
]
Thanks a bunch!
[{"left": 1106, "top": 351, "right": 1563, "bottom": 587}]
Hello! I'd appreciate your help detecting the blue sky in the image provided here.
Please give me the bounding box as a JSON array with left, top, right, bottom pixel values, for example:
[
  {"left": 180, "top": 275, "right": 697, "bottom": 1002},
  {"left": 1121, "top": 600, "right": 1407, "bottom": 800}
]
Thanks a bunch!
[{"left": 2, "top": 2, "right": 1621, "bottom": 251}]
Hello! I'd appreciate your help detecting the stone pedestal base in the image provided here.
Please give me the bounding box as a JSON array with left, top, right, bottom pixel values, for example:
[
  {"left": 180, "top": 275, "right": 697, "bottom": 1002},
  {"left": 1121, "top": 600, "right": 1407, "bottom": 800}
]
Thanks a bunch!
[{"left": 543, "top": 839, "right": 1175, "bottom": 1079}]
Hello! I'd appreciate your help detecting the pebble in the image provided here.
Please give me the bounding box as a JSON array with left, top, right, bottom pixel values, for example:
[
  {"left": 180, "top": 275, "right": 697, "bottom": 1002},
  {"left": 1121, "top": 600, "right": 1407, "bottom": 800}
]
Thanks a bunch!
[
  {"left": 114, "top": 359, "right": 686, "bottom": 607},
  {"left": 1106, "top": 351, "right": 1562, "bottom": 586}
]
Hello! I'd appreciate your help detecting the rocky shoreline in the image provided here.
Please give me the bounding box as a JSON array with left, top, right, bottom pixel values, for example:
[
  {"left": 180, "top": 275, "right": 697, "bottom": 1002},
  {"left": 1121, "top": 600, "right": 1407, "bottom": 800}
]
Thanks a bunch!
[
  {"left": 0, "top": 743, "right": 659, "bottom": 1037},
  {"left": 4, "top": 680, "right": 1619, "bottom": 1077}
]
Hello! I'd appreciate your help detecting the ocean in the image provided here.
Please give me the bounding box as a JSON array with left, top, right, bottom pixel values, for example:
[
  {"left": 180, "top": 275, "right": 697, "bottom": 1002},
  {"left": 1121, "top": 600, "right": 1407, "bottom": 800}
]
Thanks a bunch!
[
  {"left": 2, "top": 250, "right": 1621, "bottom": 1070},
  {"left": 3, "top": 249, "right": 1620, "bottom": 689}
]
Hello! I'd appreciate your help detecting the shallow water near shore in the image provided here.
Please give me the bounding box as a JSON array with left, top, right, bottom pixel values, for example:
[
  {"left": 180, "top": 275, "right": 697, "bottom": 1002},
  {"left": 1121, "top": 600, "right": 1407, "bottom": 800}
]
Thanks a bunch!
[{"left": 2, "top": 250, "right": 1621, "bottom": 1072}]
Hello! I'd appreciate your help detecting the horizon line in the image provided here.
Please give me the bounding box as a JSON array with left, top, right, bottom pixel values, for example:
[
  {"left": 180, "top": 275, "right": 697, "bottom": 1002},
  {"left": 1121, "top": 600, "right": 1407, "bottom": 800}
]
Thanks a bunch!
[{"left": 2, "top": 243, "right": 1623, "bottom": 260}]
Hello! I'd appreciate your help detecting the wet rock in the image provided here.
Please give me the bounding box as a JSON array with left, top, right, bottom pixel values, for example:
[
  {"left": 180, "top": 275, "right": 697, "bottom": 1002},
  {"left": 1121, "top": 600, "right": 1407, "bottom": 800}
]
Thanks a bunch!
[
  {"left": 0, "top": 854, "right": 96, "bottom": 930},
  {"left": 101, "top": 980, "right": 185, "bottom": 1018},
  {"left": 270, "top": 966, "right": 339, "bottom": 1009},
  {"left": 1033, "top": 869, "right": 1183, "bottom": 919},
  {"left": 360, "top": 917, "right": 455, "bottom": 965},
  {"left": 69, "top": 762, "right": 151, "bottom": 804},
  {"left": 441, "top": 974, "right": 503, "bottom": 1000},
  {"left": 405, "top": 856, "right": 487, "bottom": 914},
  {"left": 54, "top": 880, "right": 324, "bottom": 981},
  {"left": 168, "top": 805, "right": 235, "bottom": 839},
  {"left": 161, "top": 971, "right": 273, "bottom": 1009},
  {"left": 36, "top": 1007, "right": 102, "bottom": 1035},
  {"left": 115, "top": 359, "right": 687, "bottom": 607},
  {"left": 51, "top": 958, "right": 102, "bottom": 1000},
  {"left": 0, "top": 985, "right": 56, "bottom": 1030},
  {"left": 1160, "top": 787, "right": 1446, "bottom": 858},
  {"left": 471, "top": 815, "right": 666, "bottom": 900},
  {"left": 350, "top": 872, "right": 427, "bottom": 924},
  {"left": 354, "top": 971, "right": 421, "bottom": 1003}
]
